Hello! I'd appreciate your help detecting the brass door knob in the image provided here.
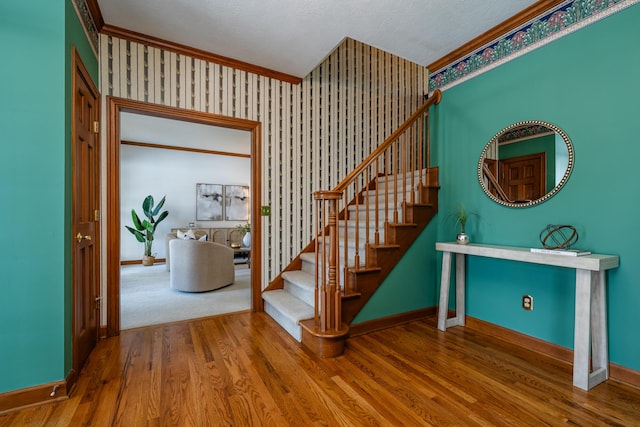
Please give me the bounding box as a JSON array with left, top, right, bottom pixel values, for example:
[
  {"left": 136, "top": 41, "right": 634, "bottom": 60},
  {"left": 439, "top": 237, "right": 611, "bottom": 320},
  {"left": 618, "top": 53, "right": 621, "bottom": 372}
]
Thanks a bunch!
[{"left": 76, "top": 233, "right": 92, "bottom": 242}]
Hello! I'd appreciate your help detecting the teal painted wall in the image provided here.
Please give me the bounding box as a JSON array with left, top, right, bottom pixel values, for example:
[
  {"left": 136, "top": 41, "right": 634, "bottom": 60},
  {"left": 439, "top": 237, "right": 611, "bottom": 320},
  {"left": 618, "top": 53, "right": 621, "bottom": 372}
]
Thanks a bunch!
[
  {"left": 353, "top": 221, "right": 439, "bottom": 323},
  {"left": 432, "top": 4, "right": 640, "bottom": 372},
  {"left": 1, "top": 0, "right": 637, "bottom": 395},
  {"left": 0, "top": 0, "right": 98, "bottom": 393}
]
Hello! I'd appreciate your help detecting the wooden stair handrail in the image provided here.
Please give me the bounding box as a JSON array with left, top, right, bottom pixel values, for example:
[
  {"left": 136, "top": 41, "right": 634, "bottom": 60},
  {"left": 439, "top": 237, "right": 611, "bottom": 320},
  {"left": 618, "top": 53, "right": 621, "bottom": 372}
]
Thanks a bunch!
[
  {"left": 333, "top": 90, "right": 442, "bottom": 193},
  {"left": 482, "top": 163, "right": 513, "bottom": 203}
]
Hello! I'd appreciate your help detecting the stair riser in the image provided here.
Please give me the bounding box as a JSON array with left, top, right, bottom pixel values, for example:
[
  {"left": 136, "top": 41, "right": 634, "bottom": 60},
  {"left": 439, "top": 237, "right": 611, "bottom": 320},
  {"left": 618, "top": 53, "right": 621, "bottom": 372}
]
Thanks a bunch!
[
  {"left": 350, "top": 202, "right": 417, "bottom": 215},
  {"left": 350, "top": 210, "right": 403, "bottom": 223},
  {"left": 284, "top": 278, "right": 345, "bottom": 308},
  {"left": 297, "top": 256, "right": 351, "bottom": 287},
  {"left": 347, "top": 204, "right": 406, "bottom": 214},
  {"left": 361, "top": 188, "right": 419, "bottom": 200},
  {"left": 351, "top": 194, "right": 412, "bottom": 206},
  {"left": 315, "top": 253, "right": 366, "bottom": 270},
  {"left": 317, "top": 238, "right": 369, "bottom": 257},
  {"left": 283, "top": 280, "right": 315, "bottom": 306},
  {"left": 301, "top": 258, "right": 315, "bottom": 275},
  {"left": 375, "top": 169, "right": 428, "bottom": 186},
  {"left": 336, "top": 225, "right": 387, "bottom": 242},
  {"left": 330, "top": 228, "right": 385, "bottom": 243},
  {"left": 264, "top": 301, "right": 303, "bottom": 342}
]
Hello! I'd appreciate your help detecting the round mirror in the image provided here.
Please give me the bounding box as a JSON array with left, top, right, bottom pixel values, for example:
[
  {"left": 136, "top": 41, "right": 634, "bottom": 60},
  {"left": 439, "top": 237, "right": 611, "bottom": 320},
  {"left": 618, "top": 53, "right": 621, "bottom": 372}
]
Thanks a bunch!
[{"left": 478, "top": 120, "right": 574, "bottom": 208}]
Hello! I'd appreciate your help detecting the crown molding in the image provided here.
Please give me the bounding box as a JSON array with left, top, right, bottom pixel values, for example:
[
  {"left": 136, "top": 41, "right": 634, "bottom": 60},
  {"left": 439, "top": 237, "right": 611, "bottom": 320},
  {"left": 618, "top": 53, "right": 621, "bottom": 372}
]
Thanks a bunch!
[
  {"left": 101, "top": 24, "right": 303, "bottom": 85},
  {"left": 426, "top": 0, "right": 566, "bottom": 73},
  {"left": 428, "top": 0, "right": 639, "bottom": 92},
  {"left": 71, "top": 0, "right": 100, "bottom": 57},
  {"left": 85, "top": 0, "right": 104, "bottom": 31},
  {"left": 84, "top": 0, "right": 301, "bottom": 84}
]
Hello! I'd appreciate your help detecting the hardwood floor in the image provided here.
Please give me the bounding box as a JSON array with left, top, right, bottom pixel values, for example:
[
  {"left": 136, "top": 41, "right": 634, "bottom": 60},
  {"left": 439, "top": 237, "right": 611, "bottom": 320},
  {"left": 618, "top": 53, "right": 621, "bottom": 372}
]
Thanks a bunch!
[{"left": 2, "top": 312, "right": 639, "bottom": 426}]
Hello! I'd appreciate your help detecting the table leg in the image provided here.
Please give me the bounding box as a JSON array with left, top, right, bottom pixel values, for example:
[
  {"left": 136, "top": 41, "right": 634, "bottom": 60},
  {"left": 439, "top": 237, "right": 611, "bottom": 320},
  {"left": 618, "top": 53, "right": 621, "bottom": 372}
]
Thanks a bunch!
[
  {"left": 437, "top": 251, "right": 452, "bottom": 331},
  {"left": 589, "top": 270, "right": 609, "bottom": 388},
  {"left": 455, "top": 253, "right": 466, "bottom": 327},
  {"left": 573, "top": 269, "right": 592, "bottom": 389},
  {"left": 573, "top": 269, "right": 609, "bottom": 390}
]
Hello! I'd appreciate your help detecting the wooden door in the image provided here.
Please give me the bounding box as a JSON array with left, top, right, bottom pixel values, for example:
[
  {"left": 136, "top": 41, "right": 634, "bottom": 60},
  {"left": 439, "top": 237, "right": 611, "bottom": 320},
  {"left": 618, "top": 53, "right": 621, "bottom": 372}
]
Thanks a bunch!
[
  {"left": 72, "top": 48, "right": 100, "bottom": 373},
  {"left": 499, "top": 152, "right": 545, "bottom": 203}
]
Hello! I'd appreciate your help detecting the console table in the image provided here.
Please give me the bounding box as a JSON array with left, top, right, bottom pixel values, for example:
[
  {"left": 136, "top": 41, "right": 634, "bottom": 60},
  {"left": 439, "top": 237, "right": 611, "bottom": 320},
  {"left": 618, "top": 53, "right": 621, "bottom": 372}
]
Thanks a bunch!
[
  {"left": 435, "top": 242, "right": 619, "bottom": 390},
  {"left": 233, "top": 246, "right": 251, "bottom": 267}
]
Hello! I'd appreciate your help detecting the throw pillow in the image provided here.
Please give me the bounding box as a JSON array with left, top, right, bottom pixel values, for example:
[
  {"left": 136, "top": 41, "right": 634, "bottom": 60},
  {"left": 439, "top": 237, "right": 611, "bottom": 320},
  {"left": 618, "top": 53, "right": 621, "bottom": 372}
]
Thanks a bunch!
[
  {"left": 177, "top": 229, "right": 196, "bottom": 239},
  {"left": 198, "top": 234, "right": 207, "bottom": 241}
]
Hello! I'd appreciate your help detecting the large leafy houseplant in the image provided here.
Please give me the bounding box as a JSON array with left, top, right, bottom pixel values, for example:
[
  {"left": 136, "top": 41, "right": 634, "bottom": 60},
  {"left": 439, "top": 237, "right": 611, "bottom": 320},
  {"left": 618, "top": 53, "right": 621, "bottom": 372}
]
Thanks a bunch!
[{"left": 125, "top": 195, "right": 169, "bottom": 260}]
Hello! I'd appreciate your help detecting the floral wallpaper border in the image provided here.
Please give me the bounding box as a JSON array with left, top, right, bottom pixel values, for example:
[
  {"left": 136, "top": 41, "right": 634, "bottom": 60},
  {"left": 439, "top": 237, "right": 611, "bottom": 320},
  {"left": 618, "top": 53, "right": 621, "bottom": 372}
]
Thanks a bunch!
[
  {"left": 72, "top": 0, "right": 100, "bottom": 57},
  {"left": 429, "top": 0, "right": 640, "bottom": 92}
]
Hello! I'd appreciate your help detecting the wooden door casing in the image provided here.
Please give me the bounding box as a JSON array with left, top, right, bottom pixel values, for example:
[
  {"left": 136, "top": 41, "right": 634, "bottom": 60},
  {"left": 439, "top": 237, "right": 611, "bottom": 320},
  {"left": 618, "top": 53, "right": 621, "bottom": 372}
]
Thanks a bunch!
[
  {"left": 106, "top": 98, "right": 263, "bottom": 337},
  {"left": 72, "top": 47, "right": 100, "bottom": 376}
]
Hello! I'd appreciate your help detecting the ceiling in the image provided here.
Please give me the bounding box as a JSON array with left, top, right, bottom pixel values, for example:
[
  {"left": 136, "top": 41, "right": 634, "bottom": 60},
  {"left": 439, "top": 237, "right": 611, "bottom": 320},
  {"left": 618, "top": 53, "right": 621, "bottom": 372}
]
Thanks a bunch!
[{"left": 97, "top": 0, "right": 539, "bottom": 78}]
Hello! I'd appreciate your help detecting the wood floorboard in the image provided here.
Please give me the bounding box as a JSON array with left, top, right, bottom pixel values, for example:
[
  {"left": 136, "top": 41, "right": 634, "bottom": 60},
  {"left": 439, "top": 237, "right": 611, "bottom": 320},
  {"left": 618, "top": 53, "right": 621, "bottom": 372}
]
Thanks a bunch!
[{"left": 2, "top": 312, "right": 639, "bottom": 426}]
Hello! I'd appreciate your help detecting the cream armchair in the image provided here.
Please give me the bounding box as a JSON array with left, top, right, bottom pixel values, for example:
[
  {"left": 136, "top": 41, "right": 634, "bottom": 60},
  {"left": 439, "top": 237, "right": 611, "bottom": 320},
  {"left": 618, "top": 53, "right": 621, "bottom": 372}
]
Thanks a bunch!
[
  {"left": 165, "top": 229, "right": 208, "bottom": 271},
  {"left": 169, "top": 239, "right": 235, "bottom": 292}
]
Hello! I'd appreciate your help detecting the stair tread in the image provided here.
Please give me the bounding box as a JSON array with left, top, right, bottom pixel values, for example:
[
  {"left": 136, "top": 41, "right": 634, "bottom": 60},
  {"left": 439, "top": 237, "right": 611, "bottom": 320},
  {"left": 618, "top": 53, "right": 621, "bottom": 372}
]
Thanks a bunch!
[
  {"left": 282, "top": 270, "right": 315, "bottom": 289},
  {"left": 350, "top": 199, "right": 434, "bottom": 207},
  {"left": 262, "top": 290, "right": 314, "bottom": 322},
  {"left": 347, "top": 204, "right": 406, "bottom": 211},
  {"left": 281, "top": 269, "right": 316, "bottom": 306},
  {"left": 376, "top": 169, "right": 429, "bottom": 183}
]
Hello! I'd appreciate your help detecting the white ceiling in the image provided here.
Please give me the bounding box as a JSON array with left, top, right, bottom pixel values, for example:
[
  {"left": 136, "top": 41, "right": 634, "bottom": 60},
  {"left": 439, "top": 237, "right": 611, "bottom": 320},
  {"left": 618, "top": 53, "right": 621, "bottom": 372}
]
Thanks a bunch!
[{"left": 98, "top": 0, "right": 538, "bottom": 78}]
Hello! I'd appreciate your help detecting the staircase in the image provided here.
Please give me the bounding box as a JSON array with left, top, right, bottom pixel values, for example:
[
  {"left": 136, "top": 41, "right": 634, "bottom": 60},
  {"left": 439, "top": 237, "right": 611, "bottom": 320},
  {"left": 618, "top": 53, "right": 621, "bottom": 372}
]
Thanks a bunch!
[
  {"left": 262, "top": 253, "right": 316, "bottom": 341},
  {"left": 262, "top": 90, "right": 442, "bottom": 356}
]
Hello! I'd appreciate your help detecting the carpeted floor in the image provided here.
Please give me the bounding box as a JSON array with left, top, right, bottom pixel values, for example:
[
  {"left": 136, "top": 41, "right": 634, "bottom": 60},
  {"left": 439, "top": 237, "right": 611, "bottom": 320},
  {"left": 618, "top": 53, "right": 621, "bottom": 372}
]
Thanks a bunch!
[{"left": 120, "top": 263, "right": 251, "bottom": 329}]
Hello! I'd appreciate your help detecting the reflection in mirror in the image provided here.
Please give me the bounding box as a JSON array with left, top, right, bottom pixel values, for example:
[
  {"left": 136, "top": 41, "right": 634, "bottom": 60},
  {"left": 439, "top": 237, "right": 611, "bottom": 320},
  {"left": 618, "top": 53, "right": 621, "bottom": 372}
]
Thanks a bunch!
[{"left": 478, "top": 120, "right": 574, "bottom": 208}]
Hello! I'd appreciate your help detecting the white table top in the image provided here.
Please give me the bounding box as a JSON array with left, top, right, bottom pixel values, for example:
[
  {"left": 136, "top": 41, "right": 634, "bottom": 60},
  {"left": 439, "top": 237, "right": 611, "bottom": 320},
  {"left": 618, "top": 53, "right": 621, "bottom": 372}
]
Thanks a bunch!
[{"left": 436, "top": 242, "right": 619, "bottom": 272}]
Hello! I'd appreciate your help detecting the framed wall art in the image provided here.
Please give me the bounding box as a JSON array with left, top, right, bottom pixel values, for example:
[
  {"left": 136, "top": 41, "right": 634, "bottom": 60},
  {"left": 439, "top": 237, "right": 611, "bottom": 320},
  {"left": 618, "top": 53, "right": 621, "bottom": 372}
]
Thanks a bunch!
[
  {"left": 196, "top": 183, "right": 223, "bottom": 221},
  {"left": 224, "top": 185, "right": 250, "bottom": 221}
]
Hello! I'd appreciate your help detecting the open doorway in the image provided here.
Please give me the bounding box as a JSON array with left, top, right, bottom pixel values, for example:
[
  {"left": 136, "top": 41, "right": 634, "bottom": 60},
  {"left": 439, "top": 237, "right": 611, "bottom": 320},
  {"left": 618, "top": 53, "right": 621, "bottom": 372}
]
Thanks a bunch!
[
  {"left": 106, "top": 97, "right": 262, "bottom": 337},
  {"left": 119, "top": 112, "right": 252, "bottom": 328}
]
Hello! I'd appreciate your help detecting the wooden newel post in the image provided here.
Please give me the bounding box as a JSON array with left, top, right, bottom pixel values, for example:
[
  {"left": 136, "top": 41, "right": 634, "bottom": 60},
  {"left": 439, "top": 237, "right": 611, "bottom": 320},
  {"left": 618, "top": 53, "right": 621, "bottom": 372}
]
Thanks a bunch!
[{"left": 314, "top": 190, "right": 342, "bottom": 332}]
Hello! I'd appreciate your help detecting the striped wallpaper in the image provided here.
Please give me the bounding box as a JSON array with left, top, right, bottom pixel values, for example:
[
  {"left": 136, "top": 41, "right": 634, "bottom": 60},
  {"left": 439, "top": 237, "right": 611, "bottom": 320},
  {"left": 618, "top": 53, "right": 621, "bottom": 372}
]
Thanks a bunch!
[{"left": 100, "top": 35, "right": 429, "bottom": 284}]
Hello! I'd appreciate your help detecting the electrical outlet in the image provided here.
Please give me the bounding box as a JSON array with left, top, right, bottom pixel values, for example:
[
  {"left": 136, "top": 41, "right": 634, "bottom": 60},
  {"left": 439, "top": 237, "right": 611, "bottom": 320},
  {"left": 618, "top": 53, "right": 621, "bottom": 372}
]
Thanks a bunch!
[
  {"left": 261, "top": 205, "right": 271, "bottom": 216},
  {"left": 522, "top": 295, "right": 534, "bottom": 311}
]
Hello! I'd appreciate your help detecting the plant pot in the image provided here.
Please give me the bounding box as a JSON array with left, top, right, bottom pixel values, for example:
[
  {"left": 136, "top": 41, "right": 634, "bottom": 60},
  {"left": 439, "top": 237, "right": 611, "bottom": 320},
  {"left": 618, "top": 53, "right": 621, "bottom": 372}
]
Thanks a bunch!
[
  {"left": 142, "top": 255, "right": 155, "bottom": 266},
  {"left": 242, "top": 232, "right": 251, "bottom": 248},
  {"left": 456, "top": 232, "right": 469, "bottom": 245}
]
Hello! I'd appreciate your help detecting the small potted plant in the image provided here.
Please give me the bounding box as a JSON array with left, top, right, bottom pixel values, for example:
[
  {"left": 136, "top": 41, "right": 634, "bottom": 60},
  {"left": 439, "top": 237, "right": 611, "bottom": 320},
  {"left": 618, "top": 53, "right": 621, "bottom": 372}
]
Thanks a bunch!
[
  {"left": 453, "top": 204, "right": 477, "bottom": 245},
  {"left": 125, "top": 195, "right": 169, "bottom": 265}
]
